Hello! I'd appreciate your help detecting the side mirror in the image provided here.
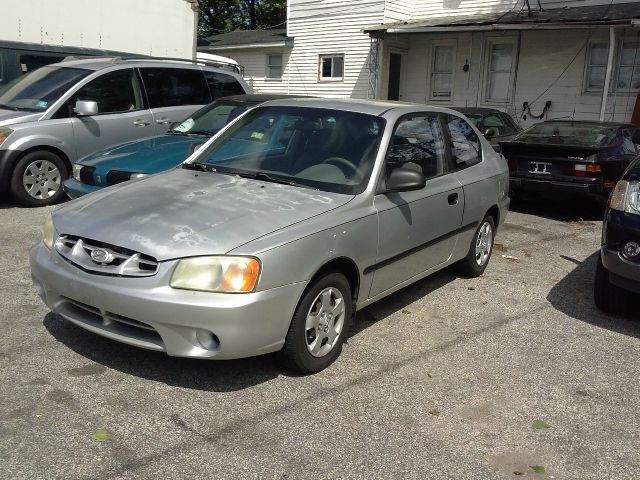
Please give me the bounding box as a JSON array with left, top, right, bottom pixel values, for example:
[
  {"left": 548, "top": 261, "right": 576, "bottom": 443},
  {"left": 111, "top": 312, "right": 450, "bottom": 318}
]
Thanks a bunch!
[
  {"left": 73, "top": 100, "right": 98, "bottom": 116},
  {"left": 492, "top": 143, "right": 502, "bottom": 154},
  {"left": 386, "top": 167, "right": 426, "bottom": 193},
  {"left": 484, "top": 127, "right": 498, "bottom": 140}
]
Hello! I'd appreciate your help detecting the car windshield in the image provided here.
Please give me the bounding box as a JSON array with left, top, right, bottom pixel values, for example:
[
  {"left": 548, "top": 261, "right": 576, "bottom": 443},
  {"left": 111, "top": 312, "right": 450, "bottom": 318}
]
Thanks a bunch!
[
  {"left": 170, "top": 101, "right": 257, "bottom": 136},
  {"left": 0, "top": 66, "right": 91, "bottom": 112},
  {"left": 515, "top": 122, "right": 620, "bottom": 146},
  {"left": 190, "top": 105, "right": 385, "bottom": 194}
]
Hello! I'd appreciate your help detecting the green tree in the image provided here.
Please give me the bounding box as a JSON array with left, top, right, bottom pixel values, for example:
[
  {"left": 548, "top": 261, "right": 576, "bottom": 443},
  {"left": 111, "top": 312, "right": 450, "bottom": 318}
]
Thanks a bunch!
[{"left": 198, "top": 0, "right": 286, "bottom": 36}]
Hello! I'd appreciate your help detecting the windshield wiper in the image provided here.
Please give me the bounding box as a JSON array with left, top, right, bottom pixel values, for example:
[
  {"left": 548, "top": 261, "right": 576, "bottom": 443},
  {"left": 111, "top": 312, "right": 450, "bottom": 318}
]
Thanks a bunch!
[
  {"left": 181, "top": 162, "right": 213, "bottom": 172},
  {"left": 0, "top": 103, "right": 20, "bottom": 111},
  {"left": 234, "top": 171, "right": 312, "bottom": 189},
  {"left": 186, "top": 130, "right": 214, "bottom": 136}
]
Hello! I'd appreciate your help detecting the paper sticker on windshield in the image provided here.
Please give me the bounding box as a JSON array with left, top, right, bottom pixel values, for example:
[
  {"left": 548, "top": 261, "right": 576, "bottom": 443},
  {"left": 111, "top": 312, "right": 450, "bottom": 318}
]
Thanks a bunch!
[
  {"left": 174, "top": 118, "right": 194, "bottom": 132},
  {"left": 250, "top": 131, "right": 265, "bottom": 140}
]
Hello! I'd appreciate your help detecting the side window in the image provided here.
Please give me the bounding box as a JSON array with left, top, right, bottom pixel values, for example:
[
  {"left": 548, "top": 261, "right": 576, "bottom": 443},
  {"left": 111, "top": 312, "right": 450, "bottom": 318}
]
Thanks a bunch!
[
  {"left": 632, "top": 128, "right": 640, "bottom": 152},
  {"left": 446, "top": 115, "right": 482, "bottom": 168},
  {"left": 386, "top": 114, "right": 446, "bottom": 180},
  {"left": 140, "top": 68, "right": 210, "bottom": 108},
  {"left": 76, "top": 69, "right": 143, "bottom": 114},
  {"left": 203, "top": 71, "right": 246, "bottom": 100},
  {"left": 483, "top": 113, "right": 516, "bottom": 136},
  {"left": 19, "top": 54, "right": 66, "bottom": 74}
]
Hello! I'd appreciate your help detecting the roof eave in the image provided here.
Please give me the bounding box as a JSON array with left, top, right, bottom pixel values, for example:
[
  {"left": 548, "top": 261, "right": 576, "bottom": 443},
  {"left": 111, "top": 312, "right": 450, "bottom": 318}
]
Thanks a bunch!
[{"left": 198, "top": 39, "right": 293, "bottom": 51}]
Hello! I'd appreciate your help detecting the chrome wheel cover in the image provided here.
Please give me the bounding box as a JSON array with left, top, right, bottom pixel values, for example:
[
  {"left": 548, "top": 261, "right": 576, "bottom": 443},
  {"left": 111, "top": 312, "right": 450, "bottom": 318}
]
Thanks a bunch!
[
  {"left": 475, "top": 221, "right": 493, "bottom": 267},
  {"left": 305, "top": 287, "right": 345, "bottom": 357},
  {"left": 23, "top": 159, "right": 61, "bottom": 200}
]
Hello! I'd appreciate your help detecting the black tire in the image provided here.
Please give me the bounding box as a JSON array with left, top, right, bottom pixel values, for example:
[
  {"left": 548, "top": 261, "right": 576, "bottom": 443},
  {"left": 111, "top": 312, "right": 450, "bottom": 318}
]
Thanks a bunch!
[
  {"left": 594, "top": 254, "right": 631, "bottom": 316},
  {"left": 456, "top": 215, "right": 495, "bottom": 278},
  {"left": 10, "top": 150, "right": 68, "bottom": 207},
  {"left": 281, "top": 272, "right": 353, "bottom": 374}
]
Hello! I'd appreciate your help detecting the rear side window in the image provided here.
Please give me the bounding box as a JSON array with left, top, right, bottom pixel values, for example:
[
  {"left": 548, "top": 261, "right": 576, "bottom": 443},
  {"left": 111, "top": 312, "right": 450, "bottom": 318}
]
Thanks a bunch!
[
  {"left": 140, "top": 67, "right": 210, "bottom": 108},
  {"left": 387, "top": 114, "right": 446, "bottom": 180},
  {"left": 483, "top": 113, "right": 517, "bottom": 136},
  {"left": 76, "top": 69, "right": 143, "bottom": 114},
  {"left": 204, "top": 71, "right": 246, "bottom": 100},
  {"left": 446, "top": 115, "right": 482, "bottom": 168}
]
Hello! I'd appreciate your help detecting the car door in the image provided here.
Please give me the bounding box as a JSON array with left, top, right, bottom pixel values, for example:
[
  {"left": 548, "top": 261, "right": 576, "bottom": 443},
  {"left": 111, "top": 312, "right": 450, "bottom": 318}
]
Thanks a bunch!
[
  {"left": 369, "top": 113, "right": 464, "bottom": 298},
  {"left": 139, "top": 66, "right": 211, "bottom": 135},
  {"left": 70, "top": 68, "right": 155, "bottom": 159}
]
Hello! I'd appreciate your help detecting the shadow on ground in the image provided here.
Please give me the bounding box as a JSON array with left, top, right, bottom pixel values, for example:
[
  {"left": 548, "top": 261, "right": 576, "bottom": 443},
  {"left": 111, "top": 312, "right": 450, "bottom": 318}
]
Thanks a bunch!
[
  {"left": 510, "top": 195, "right": 605, "bottom": 222},
  {"left": 43, "top": 267, "right": 458, "bottom": 390},
  {"left": 547, "top": 251, "right": 640, "bottom": 337}
]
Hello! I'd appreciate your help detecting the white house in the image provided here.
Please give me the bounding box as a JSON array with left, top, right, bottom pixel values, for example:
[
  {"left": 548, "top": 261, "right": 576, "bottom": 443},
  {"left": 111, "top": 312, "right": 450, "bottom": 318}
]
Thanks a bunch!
[{"left": 200, "top": 0, "right": 640, "bottom": 127}]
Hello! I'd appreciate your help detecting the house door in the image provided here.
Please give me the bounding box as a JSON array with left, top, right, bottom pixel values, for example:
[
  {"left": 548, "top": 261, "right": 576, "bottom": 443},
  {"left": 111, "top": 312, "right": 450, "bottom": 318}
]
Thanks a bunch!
[{"left": 388, "top": 53, "right": 402, "bottom": 101}]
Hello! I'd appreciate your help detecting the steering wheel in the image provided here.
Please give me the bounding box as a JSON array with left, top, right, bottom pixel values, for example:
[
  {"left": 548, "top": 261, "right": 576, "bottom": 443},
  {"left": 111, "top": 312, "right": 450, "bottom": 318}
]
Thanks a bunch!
[{"left": 321, "top": 157, "right": 363, "bottom": 182}]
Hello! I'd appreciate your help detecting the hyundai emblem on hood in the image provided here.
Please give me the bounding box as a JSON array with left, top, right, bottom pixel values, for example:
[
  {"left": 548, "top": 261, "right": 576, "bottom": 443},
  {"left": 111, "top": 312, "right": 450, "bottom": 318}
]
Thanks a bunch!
[{"left": 90, "top": 248, "right": 113, "bottom": 264}]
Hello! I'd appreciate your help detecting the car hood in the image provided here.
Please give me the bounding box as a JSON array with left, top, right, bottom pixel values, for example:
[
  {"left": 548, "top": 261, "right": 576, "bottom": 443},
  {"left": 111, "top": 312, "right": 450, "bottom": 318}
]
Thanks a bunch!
[
  {"left": 0, "top": 108, "right": 42, "bottom": 126},
  {"left": 53, "top": 168, "right": 353, "bottom": 261},
  {"left": 79, "top": 134, "right": 208, "bottom": 174}
]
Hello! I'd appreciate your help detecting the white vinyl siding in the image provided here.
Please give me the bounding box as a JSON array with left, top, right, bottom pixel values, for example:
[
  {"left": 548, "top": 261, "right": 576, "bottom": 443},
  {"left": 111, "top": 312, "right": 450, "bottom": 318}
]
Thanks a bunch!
[
  {"left": 209, "top": 49, "right": 291, "bottom": 94},
  {"left": 266, "top": 54, "right": 283, "bottom": 79},
  {"left": 430, "top": 42, "right": 455, "bottom": 100}
]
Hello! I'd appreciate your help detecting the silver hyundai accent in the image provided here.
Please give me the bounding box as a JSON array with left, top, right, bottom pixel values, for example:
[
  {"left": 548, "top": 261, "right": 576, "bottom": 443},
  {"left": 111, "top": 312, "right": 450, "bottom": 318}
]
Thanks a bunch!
[{"left": 30, "top": 99, "right": 509, "bottom": 373}]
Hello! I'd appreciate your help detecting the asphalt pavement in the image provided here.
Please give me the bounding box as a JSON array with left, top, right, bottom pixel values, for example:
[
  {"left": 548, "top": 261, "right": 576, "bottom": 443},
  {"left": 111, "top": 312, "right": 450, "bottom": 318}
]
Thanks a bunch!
[{"left": 1, "top": 195, "right": 639, "bottom": 480}]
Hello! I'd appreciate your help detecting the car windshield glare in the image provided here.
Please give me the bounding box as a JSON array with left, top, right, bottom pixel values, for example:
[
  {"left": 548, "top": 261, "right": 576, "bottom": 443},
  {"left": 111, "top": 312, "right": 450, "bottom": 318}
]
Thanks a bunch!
[
  {"left": 191, "top": 106, "right": 385, "bottom": 194},
  {"left": 0, "top": 66, "right": 91, "bottom": 112},
  {"left": 515, "top": 122, "right": 620, "bottom": 147},
  {"left": 172, "top": 101, "right": 254, "bottom": 135}
]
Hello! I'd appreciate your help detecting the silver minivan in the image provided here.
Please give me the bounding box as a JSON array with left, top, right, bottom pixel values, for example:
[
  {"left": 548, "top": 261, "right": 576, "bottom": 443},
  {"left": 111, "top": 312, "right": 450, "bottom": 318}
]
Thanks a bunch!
[{"left": 0, "top": 57, "right": 250, "bottom": 206}]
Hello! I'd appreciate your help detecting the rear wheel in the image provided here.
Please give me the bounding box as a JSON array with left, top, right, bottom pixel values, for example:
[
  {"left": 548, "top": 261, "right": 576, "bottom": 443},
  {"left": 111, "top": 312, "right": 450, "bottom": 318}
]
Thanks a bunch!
[
  {"left": 281, "top": 272, "right": 352, "bottom": 374},
  {"left": 456, "top": 216, "right": 495, "bottom": 277},
  {"left": 10, "top": 150, "right": 68, "bottom": 207},
  {"left": 594, "top": 254, "right": 631, "bottom": 316}
]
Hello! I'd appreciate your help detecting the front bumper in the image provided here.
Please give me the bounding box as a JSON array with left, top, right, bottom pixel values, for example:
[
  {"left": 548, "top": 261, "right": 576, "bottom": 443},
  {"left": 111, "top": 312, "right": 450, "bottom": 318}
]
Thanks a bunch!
[
  {"left": 510, "top": 177, "right": 604, "bottom": 197},
  {"left": 601, "top": 209, "right": 640, "bottom": 294},
  {"left": 62, "top": 178, "right": 102, "bottom": 199},
  {"left": 601, "top": 248, "right": 640, "bottom": 294},
  {"left": 30, "top": 243, "right": 307, "bottom": 359}
]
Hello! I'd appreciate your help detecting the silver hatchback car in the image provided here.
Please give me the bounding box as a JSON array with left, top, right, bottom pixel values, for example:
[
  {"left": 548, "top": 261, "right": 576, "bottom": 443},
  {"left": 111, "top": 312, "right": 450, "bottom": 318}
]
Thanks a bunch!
[{"left": 30, "top": 99, "right": 509, "bottom": 373}]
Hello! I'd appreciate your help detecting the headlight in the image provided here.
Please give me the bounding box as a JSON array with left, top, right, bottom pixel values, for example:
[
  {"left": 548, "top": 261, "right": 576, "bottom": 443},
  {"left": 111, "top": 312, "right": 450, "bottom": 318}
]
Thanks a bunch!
[
  {"left": 0, "top": 127, "right": 13, "bottom": 145},
  {"left": 170, "top": 256, "right": 260, "bottom": 293},
  {"left": 72, "top": 163, "right": 83, "bottom": 182},
  {"left": 610, "top": 180, "right": 640, "bottom": 215},
  {"left": 42, "top": 215, "right": 54, "bottom": 249},
  {"left": 130, "top": 173, "right": 148, "bottom": 180}
]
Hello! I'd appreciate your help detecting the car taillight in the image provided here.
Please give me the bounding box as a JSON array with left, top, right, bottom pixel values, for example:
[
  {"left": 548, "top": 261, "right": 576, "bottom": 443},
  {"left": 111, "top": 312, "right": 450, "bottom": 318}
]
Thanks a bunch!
[{"left": 567, "top": 163, "right": 601, "bottom": 177}]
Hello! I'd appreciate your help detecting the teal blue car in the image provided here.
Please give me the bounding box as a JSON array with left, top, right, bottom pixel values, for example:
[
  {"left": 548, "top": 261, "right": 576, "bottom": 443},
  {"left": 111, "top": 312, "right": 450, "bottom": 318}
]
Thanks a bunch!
[{"left": 63, "top": 94, "right": 296, "bottom": 198}]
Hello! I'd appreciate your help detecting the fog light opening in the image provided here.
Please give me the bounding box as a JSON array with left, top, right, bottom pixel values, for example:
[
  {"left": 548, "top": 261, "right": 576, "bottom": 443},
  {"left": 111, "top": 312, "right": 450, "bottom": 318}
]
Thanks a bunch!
[
  {"left": 621, "top": 241, "right": 640, "bottom": 261},
  {"left": 196, "top": 329, "right": 220, "bottom": 351}
]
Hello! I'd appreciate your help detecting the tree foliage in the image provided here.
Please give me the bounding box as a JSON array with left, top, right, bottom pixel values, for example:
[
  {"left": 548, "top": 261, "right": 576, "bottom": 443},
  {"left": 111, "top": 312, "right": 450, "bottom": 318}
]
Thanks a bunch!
[{"left": 198, "top": 0, "right": 287, "bottom": 37}]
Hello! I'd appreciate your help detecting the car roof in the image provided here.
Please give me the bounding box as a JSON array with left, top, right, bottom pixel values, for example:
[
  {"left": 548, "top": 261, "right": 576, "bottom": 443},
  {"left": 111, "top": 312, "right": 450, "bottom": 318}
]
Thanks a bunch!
[
  {"left": 452, "top": 107, "right": 506, "bottom": 115},
  {"left": 255, "top": 97, "right": 463, "bottom": 116},
  {"left": 46, "top": 57, "right": 242, "bottom": 75},
  {"left": 217, "top": 94, "right": 312, "bottom": 103}
]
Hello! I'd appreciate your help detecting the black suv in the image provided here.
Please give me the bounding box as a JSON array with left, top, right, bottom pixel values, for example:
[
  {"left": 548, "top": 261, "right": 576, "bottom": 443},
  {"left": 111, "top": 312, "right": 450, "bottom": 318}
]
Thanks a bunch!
[{"left": 594, "top": 157, "right": 640, "bottom": 315}]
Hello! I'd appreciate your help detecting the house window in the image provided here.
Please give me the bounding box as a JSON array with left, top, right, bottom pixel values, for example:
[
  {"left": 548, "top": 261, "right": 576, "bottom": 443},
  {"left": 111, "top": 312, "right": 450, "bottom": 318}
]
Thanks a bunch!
[
  {"left": 266, "top": 54, "right": 283, "bottom": 79},
  {"left": 430, "top": 44, "right": 454, "bottom": 99},
  {"left": 319, "top": 54, "right": 344, "bottom": 80},
  {"left": 485, "top": 42, "right": 515, "bottom": 102},
  {"left": 586, "top": 42, "right": 609, "bottom": 91},
  {"left": 616, "top": 40, "right": 640, "bottom": 91}
]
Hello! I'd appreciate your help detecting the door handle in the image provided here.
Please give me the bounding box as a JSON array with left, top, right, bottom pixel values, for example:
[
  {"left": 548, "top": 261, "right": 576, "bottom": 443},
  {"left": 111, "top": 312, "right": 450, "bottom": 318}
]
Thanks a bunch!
[
  {"left": 155, "top": 118, "right": 172, "bottom": 125},
  {"left": 133, "top": 119, "right": 150, "bottom": 127},
  {"left": 448, "top": 193, "right": 458, "bottom": 205}
]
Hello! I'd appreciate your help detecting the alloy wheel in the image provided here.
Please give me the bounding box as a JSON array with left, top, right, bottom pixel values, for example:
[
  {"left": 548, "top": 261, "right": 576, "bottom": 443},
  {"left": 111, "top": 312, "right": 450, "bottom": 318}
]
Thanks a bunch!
[
  {"left": 22, "top": 159, "right": 61, "bottom": 200},
  {"left": 475, "top": 221, "right": 493, "bottom": 267}
]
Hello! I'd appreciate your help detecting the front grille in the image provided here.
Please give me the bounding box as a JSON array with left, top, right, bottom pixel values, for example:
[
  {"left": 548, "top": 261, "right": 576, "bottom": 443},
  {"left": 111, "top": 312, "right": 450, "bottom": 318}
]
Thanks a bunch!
[
  {"left": 106, "top": 170, "right": 132, "bottom": 186},
  {"left": 55, "top": 235, "right": 159, "bottom": 277},
  {"left": 58, "top": 296, "right": 164, "bottom": 350},
  {"left": 79, "top": 166, "right": 96, "bottom": 185}
]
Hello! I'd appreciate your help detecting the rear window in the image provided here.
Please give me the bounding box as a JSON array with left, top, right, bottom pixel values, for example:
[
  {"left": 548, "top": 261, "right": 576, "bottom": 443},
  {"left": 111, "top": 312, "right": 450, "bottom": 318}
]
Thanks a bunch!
[
  {"left": 140, "top": 67, "right": 210, "bottom": 108},
  {"left": 204, "top": 71, "right": 246, "bottom": 100},
  {"left": 516, "top": 123, "right": 619, "bottom": 147}
]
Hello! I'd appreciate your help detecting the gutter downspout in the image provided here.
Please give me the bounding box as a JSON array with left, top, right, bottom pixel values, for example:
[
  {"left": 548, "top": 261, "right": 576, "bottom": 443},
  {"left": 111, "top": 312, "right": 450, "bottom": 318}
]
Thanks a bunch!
[{"left": 600, "top": 27, "right": 616, "bottom": 122}]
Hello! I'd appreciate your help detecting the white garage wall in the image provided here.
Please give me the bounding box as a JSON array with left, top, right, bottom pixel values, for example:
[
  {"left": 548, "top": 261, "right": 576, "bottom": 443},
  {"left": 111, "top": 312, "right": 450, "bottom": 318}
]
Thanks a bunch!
[{"left": 0, "top": 0, "right": 197, "bottom": 58}]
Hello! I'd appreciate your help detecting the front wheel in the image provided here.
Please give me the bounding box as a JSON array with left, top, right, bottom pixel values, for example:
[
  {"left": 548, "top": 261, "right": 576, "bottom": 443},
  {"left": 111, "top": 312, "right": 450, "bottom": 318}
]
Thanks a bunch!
[
  {"left": 281, "top": 272, "right": 353, "bottom": 374},
  {"left": 456, "top": 216, "right": 495, "bottom": 277},
  {"left": 10, "top": 150, "right": 68, "bottom": 207}
]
